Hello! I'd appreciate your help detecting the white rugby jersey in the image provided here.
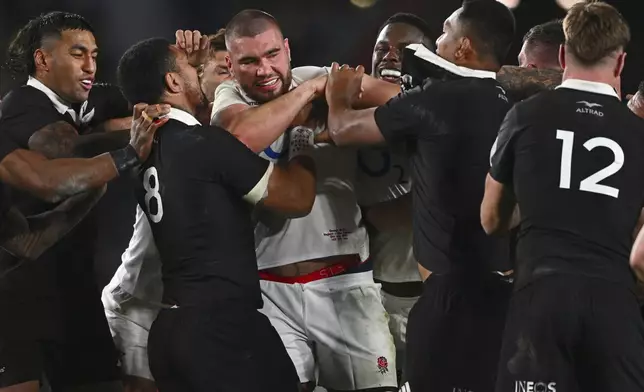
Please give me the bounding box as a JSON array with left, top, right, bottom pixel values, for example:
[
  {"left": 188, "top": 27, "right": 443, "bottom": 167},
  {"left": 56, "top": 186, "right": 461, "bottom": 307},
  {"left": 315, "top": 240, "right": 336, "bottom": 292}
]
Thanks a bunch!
[
  {"left": 102, "top": 205, "right": 162, "bottom": 309},
  {"left": 212, "top": 66, "right": 369, "bottom": 269},
  {"left": 356, "top": 147, "right": 421, "bottom": 283}
]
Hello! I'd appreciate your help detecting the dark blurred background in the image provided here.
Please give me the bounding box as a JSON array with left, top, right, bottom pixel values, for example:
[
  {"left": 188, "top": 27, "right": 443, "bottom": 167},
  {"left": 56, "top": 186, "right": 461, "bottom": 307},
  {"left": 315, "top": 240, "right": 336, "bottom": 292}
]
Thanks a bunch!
[
  {"left": 1, "top": 0, "right": 642, "bottom": 95},
  {"left": 0, "top": 0, "right": 641, "bottom": 285}
]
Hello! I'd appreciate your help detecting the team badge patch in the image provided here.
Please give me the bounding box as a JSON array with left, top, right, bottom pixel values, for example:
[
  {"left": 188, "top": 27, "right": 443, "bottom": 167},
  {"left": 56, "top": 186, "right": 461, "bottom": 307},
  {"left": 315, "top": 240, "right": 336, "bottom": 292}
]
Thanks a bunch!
[{"left": 377, "top": 356, "right": 389, "bottom": 374}]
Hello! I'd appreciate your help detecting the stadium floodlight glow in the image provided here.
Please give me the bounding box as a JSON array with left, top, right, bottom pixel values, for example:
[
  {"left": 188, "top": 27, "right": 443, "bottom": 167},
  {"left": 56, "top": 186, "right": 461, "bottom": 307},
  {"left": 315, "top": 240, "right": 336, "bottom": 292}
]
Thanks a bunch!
[
  {"left": 350, "top": 0, "right": 378, "bottom": 8},
  {"left": 556, "top": 0, "right": 584, "bottom": 10},
  {"left": 497, "top": 0, "right": 521, "bottom": 9}
]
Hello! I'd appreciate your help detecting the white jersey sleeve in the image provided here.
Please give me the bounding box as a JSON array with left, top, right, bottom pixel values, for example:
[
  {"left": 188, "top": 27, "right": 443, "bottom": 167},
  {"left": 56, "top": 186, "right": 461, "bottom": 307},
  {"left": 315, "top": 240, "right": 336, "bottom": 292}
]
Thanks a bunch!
[
  {"left": 102, "top": 205, "right": 164, "bottom": 310},
  {"left": 210, "top": 80, "right": 251, "bottom": 126}
]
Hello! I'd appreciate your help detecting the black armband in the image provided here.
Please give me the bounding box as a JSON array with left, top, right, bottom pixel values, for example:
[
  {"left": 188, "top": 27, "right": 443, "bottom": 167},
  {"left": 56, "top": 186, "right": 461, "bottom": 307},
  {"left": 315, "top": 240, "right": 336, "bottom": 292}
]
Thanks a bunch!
[{"left": 109, "top": 144, "right": 140, "bottom": 175}]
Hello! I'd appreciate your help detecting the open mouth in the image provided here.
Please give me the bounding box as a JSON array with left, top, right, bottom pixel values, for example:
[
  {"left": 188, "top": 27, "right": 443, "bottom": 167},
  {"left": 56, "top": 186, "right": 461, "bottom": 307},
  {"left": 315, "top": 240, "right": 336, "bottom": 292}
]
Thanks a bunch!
[
  {"left": 80, "top": 79, "right": 94, "bottom": 91},
  {"left": 379, "top": 68, "right": 402, "bottom": 84},
  {"left": 255, "top": 77, "right": 281, "bottom": 92}
]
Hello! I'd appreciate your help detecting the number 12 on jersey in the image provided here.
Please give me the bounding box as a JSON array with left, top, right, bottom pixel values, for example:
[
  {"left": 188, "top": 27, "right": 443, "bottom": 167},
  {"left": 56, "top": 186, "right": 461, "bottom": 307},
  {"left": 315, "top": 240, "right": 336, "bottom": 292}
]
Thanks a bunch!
[
  {"left": 143, "top": 166, "right": 164, "bottom": 222},
  {"left": 556, "top": 129, "right": 624, "bottom": 198}
]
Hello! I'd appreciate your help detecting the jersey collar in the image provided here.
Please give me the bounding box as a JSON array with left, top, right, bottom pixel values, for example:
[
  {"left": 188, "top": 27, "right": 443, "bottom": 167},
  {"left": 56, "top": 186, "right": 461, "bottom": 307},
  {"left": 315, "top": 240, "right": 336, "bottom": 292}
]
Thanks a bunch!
[
  {"left": 27, "top": 76, "right": 94, "bottom": 125},
  {"left": 405, "top": 44, "right": 497, "bottom": 80},
  {"left": 167, "top": 108, "right": 201, "bottom": 126},
  {"left": 556, "top": 79, "right": 619, "bottom": 99}
]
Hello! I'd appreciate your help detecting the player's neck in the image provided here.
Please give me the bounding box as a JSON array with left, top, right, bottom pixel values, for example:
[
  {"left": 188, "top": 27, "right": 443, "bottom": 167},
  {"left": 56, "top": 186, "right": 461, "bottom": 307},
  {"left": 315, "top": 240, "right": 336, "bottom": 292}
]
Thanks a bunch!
[
  {"left": 163, "top": 97, "right": 197, "bottom": 118},
  {"left": 32, "top": 73, "right": 72, "bottom": 105},
  {"left": 562, "top": 67, "right": 618, "bottom": 90},
  {"left": 461, "top": 58, "right": 501, "bottom": 73}
]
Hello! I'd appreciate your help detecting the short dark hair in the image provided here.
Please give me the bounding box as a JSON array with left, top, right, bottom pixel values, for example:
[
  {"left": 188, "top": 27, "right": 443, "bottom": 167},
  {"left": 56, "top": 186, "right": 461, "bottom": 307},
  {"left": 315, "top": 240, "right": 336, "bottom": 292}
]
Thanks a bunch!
[
  {"left": 6, "top": 11, "right": 94, "bottom": 76},
  {"left": 379, "top": 13, "right": 432, "bottom": 41},
  {"left": 209, "top": 29, "right": 227, "bottom": 54},
  {"left": 225, "top": 9, "right": 280, "bottom": 46},
  {"left": 564, "top": 1, "right": 630, "bottom": 66},
  {"left": 523, "top": 19, "right": 564, "bottom": 48},
  {"left": 117, "top": 38, "right": 176, "bottom": 105},
  {"left": 458, "top": 0, "right": 516, "bottom": 65}
]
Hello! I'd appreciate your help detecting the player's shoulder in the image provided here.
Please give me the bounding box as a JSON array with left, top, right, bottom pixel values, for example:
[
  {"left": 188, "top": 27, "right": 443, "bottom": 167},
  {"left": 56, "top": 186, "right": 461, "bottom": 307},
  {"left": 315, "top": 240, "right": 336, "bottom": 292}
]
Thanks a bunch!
[
  {"left": 0, "top": 85, "right": 56, "bottom": 115},
  {"left": 292, "top": 66, "right": 328, "bottom": 85}
]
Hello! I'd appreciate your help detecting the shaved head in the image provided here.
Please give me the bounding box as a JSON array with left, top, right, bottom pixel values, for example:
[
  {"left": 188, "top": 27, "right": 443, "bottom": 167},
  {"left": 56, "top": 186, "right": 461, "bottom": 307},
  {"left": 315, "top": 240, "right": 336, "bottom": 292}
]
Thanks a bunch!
[{"left": 225, "top": 9, "right": 282, "bottom": 48}]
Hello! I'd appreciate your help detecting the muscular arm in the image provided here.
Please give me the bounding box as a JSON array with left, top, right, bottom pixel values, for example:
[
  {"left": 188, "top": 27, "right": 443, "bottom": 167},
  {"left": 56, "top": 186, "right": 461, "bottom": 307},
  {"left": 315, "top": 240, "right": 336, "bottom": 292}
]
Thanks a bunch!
[
  {"left": 215, "top": 84, "right": 318, "bottom": 153},
  {"left": 0, "top": 186, "right": 106, "bottom": 260},
  {"left": 356, "top": 75, "right": 401, "bottom": 108},
  {"left": 481, "top": 174, "right": 517, "bottom": 235},
  {"left": 328, "top": 107, "right": 385, "bottom": 146},
  {"left": 0, "top": 149, "right": 118, "bottom": 203},
  {"left": 496, "top": 66, "right": 562, "bottom": 101},
  {"left": 259, "top": 156, "right": 317, "bottom": 217},
  {"left": 28, "top": 120, "right": 129, "bottom": 159}
]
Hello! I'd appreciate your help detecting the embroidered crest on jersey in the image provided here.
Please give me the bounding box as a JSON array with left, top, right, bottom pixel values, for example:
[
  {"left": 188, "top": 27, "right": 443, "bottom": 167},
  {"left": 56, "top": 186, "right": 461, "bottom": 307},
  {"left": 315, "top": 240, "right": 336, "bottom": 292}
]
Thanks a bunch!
[{"left": 377, "top": 356, "right": 389, "bottom": 374}]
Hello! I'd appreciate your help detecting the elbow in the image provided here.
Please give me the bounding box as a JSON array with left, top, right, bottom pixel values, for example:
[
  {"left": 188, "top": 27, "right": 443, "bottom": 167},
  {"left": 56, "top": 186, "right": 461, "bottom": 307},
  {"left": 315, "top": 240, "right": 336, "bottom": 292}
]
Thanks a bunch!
[
  {"left": 232, "top": 129, "right": 264, "bottom": 154},
  {"left": 630, "top": 249, "right": 644, "bottom": 281},
  {"left": 481, "top": 210, "right": 502, "bottom": 236}
]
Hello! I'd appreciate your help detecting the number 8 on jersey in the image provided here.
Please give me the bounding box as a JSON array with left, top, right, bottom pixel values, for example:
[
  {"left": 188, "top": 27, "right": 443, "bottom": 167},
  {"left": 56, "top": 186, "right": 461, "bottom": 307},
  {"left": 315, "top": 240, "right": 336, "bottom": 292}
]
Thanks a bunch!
[{"left": 143, "top": 166, "right": 164, "bottom": 223}]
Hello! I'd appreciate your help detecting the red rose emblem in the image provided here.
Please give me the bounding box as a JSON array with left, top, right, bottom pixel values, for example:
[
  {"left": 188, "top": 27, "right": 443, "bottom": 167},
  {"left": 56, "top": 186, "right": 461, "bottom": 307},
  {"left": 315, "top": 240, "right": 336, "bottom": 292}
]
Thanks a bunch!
[{"left": 377, "top": 356, "right": 389, "bottom": 374}]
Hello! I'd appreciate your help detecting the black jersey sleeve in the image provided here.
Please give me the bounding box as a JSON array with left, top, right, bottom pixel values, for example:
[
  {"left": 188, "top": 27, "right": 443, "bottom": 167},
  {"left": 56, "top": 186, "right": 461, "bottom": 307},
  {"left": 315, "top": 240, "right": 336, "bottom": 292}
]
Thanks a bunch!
[
  {"left": 189, "top": 126, "right": 271, "bottom": 203},
  {"left": 374, "top": 80, "right": 450, "bottom": 144},
  {"left": 490, "top": 104, "right": 525, "bottom": 184}
]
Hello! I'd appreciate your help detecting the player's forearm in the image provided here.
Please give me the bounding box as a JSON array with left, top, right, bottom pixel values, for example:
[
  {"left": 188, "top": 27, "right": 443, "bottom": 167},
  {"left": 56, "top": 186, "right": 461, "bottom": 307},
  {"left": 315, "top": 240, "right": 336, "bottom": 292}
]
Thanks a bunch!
[
  {"left": 72, "top": 130, "right": 129, "bottom": 158},
  {"left": 0, "top": 187, "right": 105, "bottom": 260},
  {"left": 355, "top": 75, "right": 401, "bottom": 109},
  {"left": 328, "top": 107, "right": 383, "bottom": 146},
  {"left": 28, "top": 120, "right": 128, "bottom": 159},
  {"left": 496, "top": 66, "right": 562, "bottom": 101},
  {"left": 263, "top": 156, "right": 316, "bottom": 217},
  {"left": 229, "top": 85, "right": 317, "bottom": 153},
  {"left": 0, "top": 149, "right": 118, "bottom": 203}
]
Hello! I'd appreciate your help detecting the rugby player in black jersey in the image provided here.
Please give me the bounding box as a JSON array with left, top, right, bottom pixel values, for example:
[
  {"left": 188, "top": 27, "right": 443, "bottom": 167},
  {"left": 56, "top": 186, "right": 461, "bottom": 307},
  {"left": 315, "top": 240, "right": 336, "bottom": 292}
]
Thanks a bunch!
[
  {"left": 483, "top": 2, "right": 644, "bottom": 391},
  {"left": 117, "top": 33, "right": 317, "bottom": 392},
  {"left": 0, "top": 11, "right": 168, "bottom": 392},
  {"left": 324, "top": 2, "right": 516, "bottom": 391},
  {"left": 0, "top": 103, "right": 168, "bottom": 263}
]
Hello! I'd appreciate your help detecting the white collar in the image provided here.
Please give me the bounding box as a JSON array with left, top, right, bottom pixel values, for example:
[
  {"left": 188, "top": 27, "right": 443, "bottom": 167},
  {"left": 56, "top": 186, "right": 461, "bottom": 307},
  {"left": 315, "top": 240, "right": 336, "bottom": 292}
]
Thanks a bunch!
[
  {"left": 167, "top": 107, "right": 201, "bottom": 126},
  {"left": 27, "top": 76, "right": 74, "bottom": 115},
  {"left": 26, "top": 76, "right": 94, "bottom": 125},
  {"left": 556, "top": 79, "right": 619, "bottom": 99},
  {"left": 406, "top": 44, "right": 497, "bottom": 80}
]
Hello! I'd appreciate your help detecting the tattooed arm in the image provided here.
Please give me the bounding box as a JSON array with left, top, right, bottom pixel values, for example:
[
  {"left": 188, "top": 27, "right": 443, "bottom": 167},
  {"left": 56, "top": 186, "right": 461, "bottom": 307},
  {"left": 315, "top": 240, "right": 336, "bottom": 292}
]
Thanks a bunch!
[
  {"left": 0, "top": 186, "right": 106, "bottom": 260},
  {"left": 0, "top": 104, "right": 170, "bottom": 203},
  {"left": 496, "top": 66, "right": 563, "bottom": 101},
  {"left": 28, "top": 121, "right": 130, "bottom": 159}
]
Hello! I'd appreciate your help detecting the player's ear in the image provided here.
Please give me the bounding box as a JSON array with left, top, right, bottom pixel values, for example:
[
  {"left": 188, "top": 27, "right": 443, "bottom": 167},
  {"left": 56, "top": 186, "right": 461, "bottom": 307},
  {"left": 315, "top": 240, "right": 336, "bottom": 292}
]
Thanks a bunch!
[
  {"left": 558, "top": 44, "right": 566, "bottom": 69},
  {"left": 225, "top": 54, "right": 234, "bottom": 78},
  {"left": 34, "top": 48, "right": 49, "bottom": 73},
  {"left": 615, "top": 51, "right": 626, "bottom": 78},
  {"left": 165, "top": 72, "right": 182, "bottom": 94},
  {"left": 455, "top": 36, "right": 471, "bottom": 62},
  {"left": 284, "top": 38, "right": 291, "bottom": 62}
]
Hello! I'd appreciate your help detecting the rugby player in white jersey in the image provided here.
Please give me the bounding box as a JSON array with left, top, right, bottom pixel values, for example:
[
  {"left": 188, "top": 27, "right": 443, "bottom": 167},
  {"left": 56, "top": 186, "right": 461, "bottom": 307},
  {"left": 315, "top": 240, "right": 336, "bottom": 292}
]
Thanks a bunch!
[
  {"left": 101, "top": 30, "right": 231, "bottom": 392},
  {"left": 355, "top": 13, "right": 434, "bottom": 382},
  {"left": 210, "top": 9, "right": 396, "bottom": 392}
]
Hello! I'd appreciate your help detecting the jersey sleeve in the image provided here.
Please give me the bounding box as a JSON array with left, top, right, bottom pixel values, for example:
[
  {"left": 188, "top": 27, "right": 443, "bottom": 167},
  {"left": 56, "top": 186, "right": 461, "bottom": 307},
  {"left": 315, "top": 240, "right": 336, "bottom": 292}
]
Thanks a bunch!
[
  {"left": 489, "top": 104, "right": 523, "bottom": 184},
  {"left": 210, "top": 81, "right": 249, "bottom": 125},
  {"left": 193, "top": 126, "right": 272, "bottom": 204},
  {"left": 373, "top": 80, "right": 447, "bottom": 144},
  {"left": 0, "top": 88, "right": 64, "bottom": 148}
]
